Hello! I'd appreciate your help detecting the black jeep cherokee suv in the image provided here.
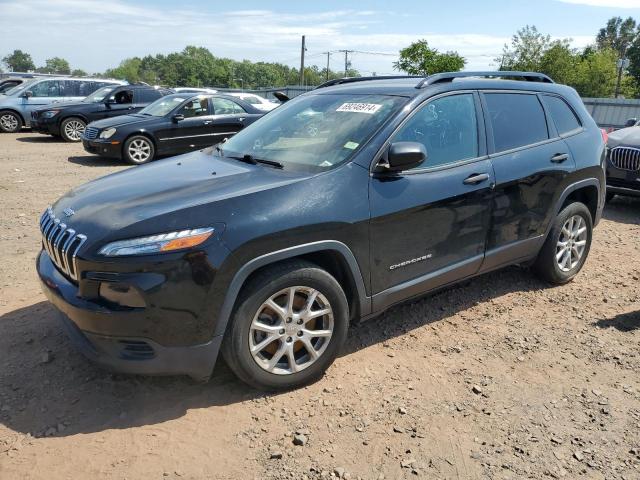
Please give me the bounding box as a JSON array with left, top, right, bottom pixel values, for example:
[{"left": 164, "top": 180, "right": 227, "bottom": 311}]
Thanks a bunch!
[
  {"left": 30, "top": 84, "right": 173, "bottom": 142},
  {"left": 36, "top": 72, "right": 606, "bottom": 390}
]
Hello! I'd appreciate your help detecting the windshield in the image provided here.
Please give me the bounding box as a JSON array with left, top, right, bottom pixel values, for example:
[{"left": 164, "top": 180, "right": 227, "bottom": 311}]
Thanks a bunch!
[
  {"left": 83, "top": 86, "right": 117, "bottom": 103},
  {"left": 220, "top": 93, "right": 406, "bottom": 171},
  {"left": 3, "top": 79, "right": 36, "bottom": 96},
  {"left": 139, "top": 96, "right": 187, "bottom": 116}
]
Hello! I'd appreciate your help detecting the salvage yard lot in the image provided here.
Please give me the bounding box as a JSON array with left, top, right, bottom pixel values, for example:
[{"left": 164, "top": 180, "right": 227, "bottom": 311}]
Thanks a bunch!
[{"left": 1, "top": 132, "right": 639, "bottom": 480}]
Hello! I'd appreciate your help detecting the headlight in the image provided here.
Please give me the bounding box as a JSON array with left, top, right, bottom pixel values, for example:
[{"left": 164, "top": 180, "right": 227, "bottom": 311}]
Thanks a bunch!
[
  {"left": 99, "top": 127, "right": 116, "bottom": 139},
  {"left": 99, "top": 227, "right": 214, "bottom": 257},
  {"left": 41, "top": 110, "right": 59, "bottom": 118}
]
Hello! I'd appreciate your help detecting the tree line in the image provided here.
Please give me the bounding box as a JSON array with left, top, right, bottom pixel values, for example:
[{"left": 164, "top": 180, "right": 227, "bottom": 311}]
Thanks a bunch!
[{"left": 3, "top": 16, "right": 640, "bottom": 97}]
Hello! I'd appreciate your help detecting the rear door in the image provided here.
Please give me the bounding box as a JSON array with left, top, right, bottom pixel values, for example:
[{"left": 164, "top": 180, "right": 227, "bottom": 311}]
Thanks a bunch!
[
  {"left": 369, "top": 92, "right": 495, "bottom": 309},
  {"left": 208, "top": 97, "right": 251, "bottom": 143},
  {"left": 480, "top": 91, "right": 576, "bottom": 272}
]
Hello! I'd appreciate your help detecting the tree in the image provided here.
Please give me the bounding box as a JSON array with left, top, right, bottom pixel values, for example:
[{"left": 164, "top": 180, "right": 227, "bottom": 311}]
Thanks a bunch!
[
  {"left": 596, "top": 16, "right": 637, "bottom": 57},
  {"left": 71, "top": 68, "right": 87, "bottom": 77},
  {"left": 2, "top": 49, "right": 35, "bottom": 72},
  {"left": 498, "top": 25, "right": 552, "bottom": 71},
  {"left": 393, "top": 40, "right": 465, "bottom": 75},
  {"left": 37, "top": 57, "right": 71, "bottom": 75}
]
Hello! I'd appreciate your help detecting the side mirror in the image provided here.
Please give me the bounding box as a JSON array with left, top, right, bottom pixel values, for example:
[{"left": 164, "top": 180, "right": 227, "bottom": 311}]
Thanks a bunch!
[
  {"left": 273, "top": 91, "right": 290, "bottom": 103},
  {"left": 21, "top": 90, "right": 33, "bottom": 99},
  {"left": 380, "top": 142, "right": 426, "bottom": 172},
  {"left": 172, "top": 113, "right": 185, "bottom": 123},
  {"left": 625, "top": 118, "right": 638, "bottom": 128}
]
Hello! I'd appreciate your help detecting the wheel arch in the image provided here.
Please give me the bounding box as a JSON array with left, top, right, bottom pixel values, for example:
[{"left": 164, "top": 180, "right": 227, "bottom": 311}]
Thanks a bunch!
[
  {"left": 212, "top": 241, "right": 371, "bottom": 339},
  {"left": 556, "top": 179, "right": 600, "bottom": 223},
  {"left": 0, "top": 108, "right": 25, "bottom": 125},
  {"left": 59, "top": 114, "right": 89, "bottom": 125}
]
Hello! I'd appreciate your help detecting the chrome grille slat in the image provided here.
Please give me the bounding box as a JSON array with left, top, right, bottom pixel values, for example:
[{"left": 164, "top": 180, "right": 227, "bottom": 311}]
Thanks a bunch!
[
  {"left": 39, "top": 206, "right": 87, "bottom": 281},
  {"left": 84, "top": 127, "right": 99, "bottom": 140},
  {"left": 611, "top": 147, "right": 640, "bottom": 171}
]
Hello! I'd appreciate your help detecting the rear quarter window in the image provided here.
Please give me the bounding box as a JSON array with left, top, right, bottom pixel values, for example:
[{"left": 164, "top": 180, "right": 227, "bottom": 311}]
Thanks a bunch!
[
  {"left": 484, "top": 93, "right": 549, "bottom": 153},
  {"left": 541, "top": 95, "right": 581, "bottom": 135}
]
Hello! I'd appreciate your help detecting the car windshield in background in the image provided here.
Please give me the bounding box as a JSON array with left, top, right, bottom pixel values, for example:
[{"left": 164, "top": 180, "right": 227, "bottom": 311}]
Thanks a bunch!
[
  {"left": 3, "top": 79, "right": 36, "bottom": 96},
  {"left": 139, "top": 96, "right": 187, "bottom": 116},
  {"left": 83, "top": 86, "right": 116, "bottom": 103},
  {"left": 220, "top": 93, "right": 407, "bottom": 171}
]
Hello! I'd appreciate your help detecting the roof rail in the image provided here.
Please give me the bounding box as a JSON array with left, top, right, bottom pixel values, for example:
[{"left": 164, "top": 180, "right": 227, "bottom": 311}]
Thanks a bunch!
[
  {"left": 416, "top": 71, "right": 554, "bottom": 89},
  {"left": 316, "top": 75, "right": 422, "bottom": 89}
]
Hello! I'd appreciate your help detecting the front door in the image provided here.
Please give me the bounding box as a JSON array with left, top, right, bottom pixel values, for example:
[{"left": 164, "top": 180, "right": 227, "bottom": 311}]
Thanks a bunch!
[
  {"left": 22, "top": 80, "right": 65, "bottom": 122},
  {"left": 369, "top": 92, "right": 494, "bottom": 310},
  {"left": 157, "top": 97, "right": 214, "bottom": 154}
]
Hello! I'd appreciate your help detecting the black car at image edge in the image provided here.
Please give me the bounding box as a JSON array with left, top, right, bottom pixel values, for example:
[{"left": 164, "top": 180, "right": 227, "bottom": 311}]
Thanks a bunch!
[
  {"left": 36, "top": 71, "right": 606, "bottom": 390},
  {"left": 80, "top": 93, "right": 264, "bottom": 164},
  {"left": 30, "top": 84, "right": 174, "bottom": 142}
]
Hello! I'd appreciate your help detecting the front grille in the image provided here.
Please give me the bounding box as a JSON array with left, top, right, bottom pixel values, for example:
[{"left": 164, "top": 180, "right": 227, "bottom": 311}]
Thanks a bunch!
[
  {"left": 84, "top": 127, "right": 98, "bottom": 140},
  {"left": 40, "top": 206, "right": 87, "bottom": 281},
  {"left": 610, "top": 147, "right": 640, "bottom": 171}
]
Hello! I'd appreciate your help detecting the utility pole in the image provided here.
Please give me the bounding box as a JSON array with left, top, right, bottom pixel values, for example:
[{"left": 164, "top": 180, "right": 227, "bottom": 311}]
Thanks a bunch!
[
  {"left": 339, "top": 50, "right": 353, "bottom": 77},
  {"left": 324, "top": 51, "right": 331, "bottom": 82},
  {"left": 615, "top": 57, "right": 630, "bottom": 98},
  {"left": 299, "top": 35, "right": 306, "bottom": 86}
]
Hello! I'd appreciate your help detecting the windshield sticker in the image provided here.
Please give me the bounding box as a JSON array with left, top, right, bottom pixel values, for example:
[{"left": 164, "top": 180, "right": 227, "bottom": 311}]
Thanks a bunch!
[
  {"left": 343, "top": 141, "right": 359, "bottom": 150},
  {"left": 336, "top": 103, "right": 382, "bottom": 114}
]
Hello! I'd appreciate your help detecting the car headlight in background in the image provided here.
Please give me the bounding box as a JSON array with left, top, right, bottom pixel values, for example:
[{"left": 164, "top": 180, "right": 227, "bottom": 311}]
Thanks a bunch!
[
  {"left": 99, "top": 127, "right": 117, "bottom": 139},
  {"left": 99, "top": 227, "right": 215, "bottom": 256},
  {"left": 41, "top": 110, "right": 59, "bottom": 118}
]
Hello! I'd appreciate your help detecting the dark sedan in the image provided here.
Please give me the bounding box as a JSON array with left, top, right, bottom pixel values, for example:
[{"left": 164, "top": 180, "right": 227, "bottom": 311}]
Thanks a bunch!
[
  {"left": 81, "top": 93, "right": 264, "bottom": 164},
  {"left": 606, "top": 125, "right": 640, "bottom": 201}
]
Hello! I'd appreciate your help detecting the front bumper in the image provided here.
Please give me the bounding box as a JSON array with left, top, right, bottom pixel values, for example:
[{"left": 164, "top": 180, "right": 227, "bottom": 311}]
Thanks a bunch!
[
  {"left": 30, "top": 116, "right": 59, "bottom": 135},
  {"left": 82, "top": 137, "right": 122, "bottom": 159},
  {"left": 37, "top": 250, "right": 222, "bottom": 381}
]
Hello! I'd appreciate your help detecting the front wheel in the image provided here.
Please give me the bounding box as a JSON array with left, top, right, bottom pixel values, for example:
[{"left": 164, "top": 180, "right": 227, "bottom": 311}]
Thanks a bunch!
[
  {"left": 123, "top": 135, "right": 155, "bottom": 165},
  {"left": 221, "top": 260, "right": 349, "bottom": 391},
  {"left": 533, "top": 202, "right": 593, "bottom": 284},
  {"left": 0, "top": 111, "right": 22, "bottom": 133},
  {"left": 60, "top": 117, "right": 86, "bottom": 142}
]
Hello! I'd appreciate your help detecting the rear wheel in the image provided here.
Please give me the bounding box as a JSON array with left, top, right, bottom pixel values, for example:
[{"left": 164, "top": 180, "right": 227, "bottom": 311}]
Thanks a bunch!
[
  {"left": 0, "top": 111, "right": 22, "bottom": 133},
  {"left": 222, "top": 260, "right": 349, "bottom": 391},
  {"left": 123, "top": 135, "right": 155, "bottom": 164},
  {"left": 533, "top": 202, "right": 592, "bottom": 284},
  {"left": 60, "top": 117, "right": 86, "bottom": 142}
]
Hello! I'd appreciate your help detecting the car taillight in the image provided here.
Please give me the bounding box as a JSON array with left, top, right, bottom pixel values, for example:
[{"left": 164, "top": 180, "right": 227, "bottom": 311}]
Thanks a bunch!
[{"left": 601, "top": 128, "right": 609, "bottom": 144}]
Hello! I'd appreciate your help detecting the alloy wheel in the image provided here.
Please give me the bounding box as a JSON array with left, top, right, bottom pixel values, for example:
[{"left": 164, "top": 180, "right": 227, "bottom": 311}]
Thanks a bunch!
[
  {"left": 63, "top": 120, "right": 85, "bottom": 141},
  {"left": 0, "top": 114, "right": 18, "bottom": 131},
  {"left": 249, "top": 286, "right": 334, "bottom": 375},
  {"left": 128, "top": 138, "right": 152, "bottom": 163},
  {"left": 556, "top": 215, "right": 587, "bottom": 272}
]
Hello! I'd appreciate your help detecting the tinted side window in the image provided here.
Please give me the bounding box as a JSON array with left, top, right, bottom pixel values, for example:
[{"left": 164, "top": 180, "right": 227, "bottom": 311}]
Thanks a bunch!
[
  {"left": 541, "top": 95, "right": 581, "bottom": 135},
  {"left": 485, "top": 93, "right": 549, "bottom": 152},
  {"left": 113, "top": 89, "right": 134, "bottom": 104},
  {"left": 179, "top": 98, "right": 209, "bottom": 118},
  {"left": 30, "top": 80, "right": 61, "bottom": 97},
  {"left": 392, "top": 93, "right": 479, "bottom": 168},
  {"left": 139, "top": 89, "right": 162, "bottom": 103},
  {"left": 61, "top": 80, "right": 80, "bottom": 97},
  {"left": 211, "top": 97, "right": 245, "bottom": 115}
]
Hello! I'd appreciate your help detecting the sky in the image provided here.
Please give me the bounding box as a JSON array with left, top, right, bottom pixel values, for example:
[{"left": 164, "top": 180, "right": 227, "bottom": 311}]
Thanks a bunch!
[{"left": 1, "top": 0, "right": 640, "bottom": 79}]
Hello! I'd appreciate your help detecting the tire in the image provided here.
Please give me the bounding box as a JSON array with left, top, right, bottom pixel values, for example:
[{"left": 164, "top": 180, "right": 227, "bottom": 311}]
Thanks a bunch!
[
  {"left": 606, "top": 191, "right": 616, "bottom": 203},
  {"left": 533, "top": 202, "right": 593, "bottom": 285},
  {"left": 123, "top": 135, "right": 155, "bottom": 165},
  {"left": 60, "top": 117, "right": 86, "bottom": 142},
  {"left": 221, "top": 260, "right": 349, "bottom": 391},
  {"left": 0, "top": 110, "right": 22, "bottom": 133}
]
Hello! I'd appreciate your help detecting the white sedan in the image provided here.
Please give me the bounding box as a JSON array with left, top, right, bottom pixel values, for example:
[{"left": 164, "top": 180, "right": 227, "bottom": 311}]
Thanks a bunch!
[{"left": 229, "top": 93, "right": 279, "bottom": 111}]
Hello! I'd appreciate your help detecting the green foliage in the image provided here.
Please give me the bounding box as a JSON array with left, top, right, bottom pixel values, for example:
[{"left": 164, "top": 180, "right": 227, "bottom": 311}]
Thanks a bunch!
[
  {"left": 393, "top": 40, "right": 465, "bottom": 75},
  {"left": 103, "top": 46, "right": 354, "bottom": 88},
  {"left": 37, "top": 57, "right": 71, "bottom": 75},
  {"left": 2, "top": 49, "right": 35, "bottom": 72},
  {"left": 498, "top": 26, "right": 552, "bottom": 71},
  {"left": 71, "top": 69, "right": 87, "bottom": 77},
  {"left": 596, "top": 17, "right": 637, "bottom": 57}
]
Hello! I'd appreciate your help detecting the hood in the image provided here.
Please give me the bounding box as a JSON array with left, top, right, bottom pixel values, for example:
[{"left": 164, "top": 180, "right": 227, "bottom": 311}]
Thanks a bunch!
[
  {"left": 88, "top": 114, "right": 154, "bottom": 129},
  {"left": 50, "top": 149, "right": 310, "bottom": 247},
  {"left": 607, "top": 126, "right": 640, "bottom": 149}
]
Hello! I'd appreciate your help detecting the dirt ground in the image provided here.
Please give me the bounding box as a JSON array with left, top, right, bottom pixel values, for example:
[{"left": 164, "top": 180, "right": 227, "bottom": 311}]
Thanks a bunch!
[{"left": 0, "top": 131, "right": 639, "bottom": 480}]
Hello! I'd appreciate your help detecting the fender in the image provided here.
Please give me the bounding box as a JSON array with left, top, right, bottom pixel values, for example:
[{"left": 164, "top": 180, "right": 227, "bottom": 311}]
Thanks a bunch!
[
  {"left": 546, "top": 177, "right": 602, "bottom": 237},
  {"left": 212, "top": 240, "right": 371, "bottom": 338}
]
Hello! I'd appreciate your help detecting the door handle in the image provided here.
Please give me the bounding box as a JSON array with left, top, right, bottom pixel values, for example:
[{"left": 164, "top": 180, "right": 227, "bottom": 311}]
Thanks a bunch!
[
  {"left": 127, "top": 106, "right": 134, "bottom": 110},
  {"left": 238, "top": 117, "right": 246, "bottom": 122},
  {"left": 551, "top": 153, "right": 569, "bottom": 163},
  {"left": 463, "top": 173, "right": 490, "bottom": 185},
  {"left": 203, "top": 120, "right": 213, "bottom": 125}
]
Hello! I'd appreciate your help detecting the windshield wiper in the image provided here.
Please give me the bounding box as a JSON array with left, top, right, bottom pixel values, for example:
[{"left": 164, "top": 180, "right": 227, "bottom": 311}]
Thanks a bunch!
[{"left": 225, "top": 153, "right": 283, "bottom": 169}]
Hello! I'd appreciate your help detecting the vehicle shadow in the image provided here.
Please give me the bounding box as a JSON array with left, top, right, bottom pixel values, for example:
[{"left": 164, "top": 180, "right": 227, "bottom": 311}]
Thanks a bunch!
[
  {"left": 594, "top": 310, "right": 640, "bottom": 332},
  {"left": 603, "top": 196, "right": 640, "bottom": 225},
  {"left": 0, "top": 267, "right": 544, "bottom": 438},
  {"left": 68, "top": 155, "right": 123, "bottom": 167},
  {"left": 16, "top": 135, "right": 65, "bottom": 144}
]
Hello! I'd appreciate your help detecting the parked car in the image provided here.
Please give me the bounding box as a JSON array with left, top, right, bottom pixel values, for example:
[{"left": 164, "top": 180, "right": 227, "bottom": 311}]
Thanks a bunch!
[
  {"left": 80, "top": 93, "right": 263, "bottom": 164},
  {"left": 37, "top": 72, "right": 605, "bottom": 390},
  {"left": 229, "top": 92, "right": 279, "bottom": 111},
  {"left": 30, "top": 84, "right": 174, "bottom": 142},
  {"left": 604, "top": 123, "right": 640, "bottom": 200},
  {"left": 172, "top": 87, "right": 218, "bottom": 94},
  {"left": 0, "top": 77, "right": 30, "bottom": 94},
  {"left": 0, "top": 77, "right": 125, "bottom": 133}
]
